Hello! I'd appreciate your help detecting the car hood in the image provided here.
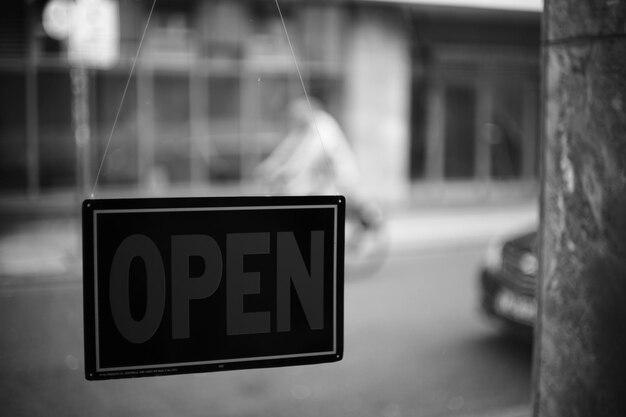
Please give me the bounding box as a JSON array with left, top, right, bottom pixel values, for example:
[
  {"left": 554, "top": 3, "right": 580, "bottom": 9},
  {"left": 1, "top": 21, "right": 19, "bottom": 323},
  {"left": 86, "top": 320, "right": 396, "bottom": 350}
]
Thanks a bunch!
[{"left": 506, "top": 230, "right": 537, "bottom": 253}]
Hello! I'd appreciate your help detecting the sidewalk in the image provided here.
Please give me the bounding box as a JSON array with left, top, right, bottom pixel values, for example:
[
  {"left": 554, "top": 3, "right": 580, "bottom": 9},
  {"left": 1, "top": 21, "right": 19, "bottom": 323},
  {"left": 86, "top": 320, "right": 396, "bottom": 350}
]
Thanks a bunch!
[
  {"left": 389, "top": 203, "right": 537, "bottom": 253},
  {"left": 456, "top": 405, "right": 530, "bottom": 417},
  {"left": 0, "top": 201, "right": 537, "bottom": 284},
  {"left": 0, "top": 215, "right": 82, "bottom": 285}
]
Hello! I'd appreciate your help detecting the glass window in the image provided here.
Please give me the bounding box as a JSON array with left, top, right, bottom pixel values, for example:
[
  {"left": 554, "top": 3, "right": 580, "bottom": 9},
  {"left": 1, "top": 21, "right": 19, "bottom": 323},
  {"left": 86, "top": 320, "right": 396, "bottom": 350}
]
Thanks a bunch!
[
  {"left": 118, "top": 0, "right": 142, "bottom": 58},
  {"left": 208, "top": 75, "right": 240, "bottom": 133},
  {"left": 93, "top": 71, "right": 139, "bottom": 186},
  {"left": 153, "top": 73, "right": 191, "bottom": 183},
  {"left": 300, "top": 5, "right": 345, "bottom": 65},
  {"left": 207, "top": 75, "right": 241, "bottom": 181},
  {"left": 143, "top": 0, "right": 195, "bottom": 62},
  {"left": 308, "top": 76, "right": 344, "bottom": 124},
  {"left": 239, "top": 73, "right": 294, "bottom": 179},
  {"left": 247, "top": 0, "right": 294, "bottom": 63},
  {"left": 418, "top": 50, "right": 538, "bottom": 184},
  {"left": 444, "top": 84, "right": 476, "bottom": 179},
  {"left": 489, "top": 77, "right": 525, "bottom": 179},
  {"left": 1, "top": 3, "right": 545, "bottom": 417},
  {"left": 255, "top": 74, "right": 292, "bottom": 136},
  {"left": 1, "top": 1, "right": 28, "bottom": 59},
  {"left": 38, "top": 69, "right": 74, "bottom": 189},
  {"left": 410, "top": 77, "right": 427, "bottom": 179},
  {"left": 200, "top": 1, "right": 245, "bottom": 61},
  {"left": 0, "top": 71, "right": 27, "bottom": 191}
]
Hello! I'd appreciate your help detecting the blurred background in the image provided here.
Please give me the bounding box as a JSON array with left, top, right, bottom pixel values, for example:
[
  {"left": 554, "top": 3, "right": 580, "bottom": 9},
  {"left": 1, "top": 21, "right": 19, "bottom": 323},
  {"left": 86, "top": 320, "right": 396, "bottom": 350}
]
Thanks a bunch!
[
  {"left": 0, "top": 0, "right": 541, "bottom": 204},
  {"left": 0, "top": 0, "right": 542, "bottom": 416}
]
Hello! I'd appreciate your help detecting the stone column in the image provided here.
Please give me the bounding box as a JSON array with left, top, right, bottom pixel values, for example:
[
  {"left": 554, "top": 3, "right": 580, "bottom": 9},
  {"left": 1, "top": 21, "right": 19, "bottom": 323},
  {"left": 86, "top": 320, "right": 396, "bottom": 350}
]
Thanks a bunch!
[
  {"left": 535, "top": 1, "right": 626, "bottom": 416},
  {"left": 344, "top": 6, "right": 411, "bottom": 206}
]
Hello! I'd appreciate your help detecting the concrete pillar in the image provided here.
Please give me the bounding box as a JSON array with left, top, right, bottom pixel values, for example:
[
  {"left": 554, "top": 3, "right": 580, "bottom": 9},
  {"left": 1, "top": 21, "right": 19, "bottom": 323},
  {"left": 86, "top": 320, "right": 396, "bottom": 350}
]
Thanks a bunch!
[
  {"left": 344, "top": 7, "right": 411, "bottom": 206},
  {"left": 535, "top": 1, "right": 626, "bottom": 416}
]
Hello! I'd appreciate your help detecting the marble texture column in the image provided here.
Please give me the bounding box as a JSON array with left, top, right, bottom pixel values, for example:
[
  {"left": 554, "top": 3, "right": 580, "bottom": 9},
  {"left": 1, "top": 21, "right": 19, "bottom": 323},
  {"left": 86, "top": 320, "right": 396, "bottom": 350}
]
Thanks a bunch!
[{"left": 535, "top": 1, "right": 626, "bottom": 416}]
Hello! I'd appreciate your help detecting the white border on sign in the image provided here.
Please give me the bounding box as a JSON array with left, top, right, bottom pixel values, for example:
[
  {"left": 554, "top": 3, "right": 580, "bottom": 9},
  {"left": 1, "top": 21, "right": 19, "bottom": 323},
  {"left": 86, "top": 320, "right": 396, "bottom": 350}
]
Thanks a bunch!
[{"left": 92, "top": 204, "right": 340, "bottom": 373}]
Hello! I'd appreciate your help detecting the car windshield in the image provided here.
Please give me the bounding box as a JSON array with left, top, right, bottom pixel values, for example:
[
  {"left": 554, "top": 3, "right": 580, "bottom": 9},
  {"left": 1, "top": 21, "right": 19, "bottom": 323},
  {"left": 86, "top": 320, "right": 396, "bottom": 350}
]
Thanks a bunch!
[{"left": 1, "top": 1, "right": 541, "bottom": 416}]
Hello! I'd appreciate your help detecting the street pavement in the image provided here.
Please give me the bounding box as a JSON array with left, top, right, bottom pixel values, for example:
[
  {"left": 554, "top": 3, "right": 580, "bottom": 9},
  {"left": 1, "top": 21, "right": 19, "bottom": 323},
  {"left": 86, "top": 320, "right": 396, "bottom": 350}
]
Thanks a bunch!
[{"left": 0, "top": 200, "right": 537, "bottom": 417}]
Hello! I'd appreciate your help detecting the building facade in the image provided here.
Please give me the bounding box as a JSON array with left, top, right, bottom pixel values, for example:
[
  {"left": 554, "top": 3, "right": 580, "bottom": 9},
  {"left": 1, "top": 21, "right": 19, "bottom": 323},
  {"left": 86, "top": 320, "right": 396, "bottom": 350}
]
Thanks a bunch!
[{"left": 0, "top": 0, "right": 541, "bottom": 206}]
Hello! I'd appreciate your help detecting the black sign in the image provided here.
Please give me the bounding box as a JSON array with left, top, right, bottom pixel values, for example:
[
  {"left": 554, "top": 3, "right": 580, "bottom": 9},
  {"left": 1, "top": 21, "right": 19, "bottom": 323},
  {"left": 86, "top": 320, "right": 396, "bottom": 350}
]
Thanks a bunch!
[{"left": 82, "top": 196, "right": 344, "bottom": 380}]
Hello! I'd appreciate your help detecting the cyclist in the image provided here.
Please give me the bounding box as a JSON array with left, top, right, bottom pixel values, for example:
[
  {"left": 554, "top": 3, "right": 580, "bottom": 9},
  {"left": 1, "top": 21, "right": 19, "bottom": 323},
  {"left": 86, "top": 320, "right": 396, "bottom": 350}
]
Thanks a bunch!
[{"left": 256, "top": 96, "right": 384, "bottom": 252}]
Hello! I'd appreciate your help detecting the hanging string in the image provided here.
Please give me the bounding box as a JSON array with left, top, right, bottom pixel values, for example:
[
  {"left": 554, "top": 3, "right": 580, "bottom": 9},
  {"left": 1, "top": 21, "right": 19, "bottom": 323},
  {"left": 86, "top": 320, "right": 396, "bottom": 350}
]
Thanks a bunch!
[
  {"left": 90, "top": 0, "right": 158, "bottom": 199},
  {"left": 90, "top": 0, "right": 334, "bottom": 198},
  {"left": 273, "top": 0, "right": 337, "bottom": 192}
]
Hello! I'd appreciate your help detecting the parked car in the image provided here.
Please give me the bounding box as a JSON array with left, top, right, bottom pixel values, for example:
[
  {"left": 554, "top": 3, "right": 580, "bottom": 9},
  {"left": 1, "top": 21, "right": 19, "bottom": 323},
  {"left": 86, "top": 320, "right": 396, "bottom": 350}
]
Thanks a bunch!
[{"left": 478, "top": 227, "right": 538, "bottom": 341}]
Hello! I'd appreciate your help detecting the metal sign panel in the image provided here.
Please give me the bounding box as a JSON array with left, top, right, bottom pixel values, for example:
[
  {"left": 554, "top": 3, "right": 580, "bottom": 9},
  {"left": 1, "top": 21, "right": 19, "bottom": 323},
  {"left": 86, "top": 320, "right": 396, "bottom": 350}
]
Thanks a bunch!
[{"left": 82, "top": 196, "right": 344, "bottom": 380}]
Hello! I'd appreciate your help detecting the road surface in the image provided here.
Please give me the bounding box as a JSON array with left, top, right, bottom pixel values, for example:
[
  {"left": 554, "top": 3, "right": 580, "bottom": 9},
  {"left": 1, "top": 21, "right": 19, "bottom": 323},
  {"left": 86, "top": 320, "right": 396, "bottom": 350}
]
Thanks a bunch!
[{"left": 0, "top": 234, "right": 532, "bottom": 417}]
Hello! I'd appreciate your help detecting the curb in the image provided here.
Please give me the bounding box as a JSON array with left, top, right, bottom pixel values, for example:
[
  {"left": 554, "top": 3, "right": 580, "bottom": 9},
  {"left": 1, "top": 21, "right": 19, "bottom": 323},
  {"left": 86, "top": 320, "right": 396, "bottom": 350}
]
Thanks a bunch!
[{"left": 0, "top": 204, "right": 538, "bottom": 283}]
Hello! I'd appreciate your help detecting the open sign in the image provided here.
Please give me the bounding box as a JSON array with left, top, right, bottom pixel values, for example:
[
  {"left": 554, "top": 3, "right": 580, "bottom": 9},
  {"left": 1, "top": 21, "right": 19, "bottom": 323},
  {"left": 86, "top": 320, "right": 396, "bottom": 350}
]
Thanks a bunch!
[{"left": 82, "top": 196, "right": 344, "bottom": 380}]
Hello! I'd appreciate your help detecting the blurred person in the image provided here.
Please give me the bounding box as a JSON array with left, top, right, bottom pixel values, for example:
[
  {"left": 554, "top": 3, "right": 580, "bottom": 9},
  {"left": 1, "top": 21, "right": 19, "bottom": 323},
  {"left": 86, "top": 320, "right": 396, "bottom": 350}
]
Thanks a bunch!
[{"left": 256, "top": 96, "right": 383, "bottom": 251}]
